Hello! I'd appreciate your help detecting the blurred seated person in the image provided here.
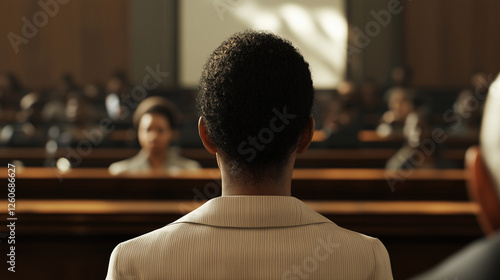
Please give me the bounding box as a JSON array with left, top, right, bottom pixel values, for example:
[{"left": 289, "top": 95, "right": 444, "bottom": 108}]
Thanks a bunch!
[
  {"left": 377, "top": 87, "right": 415, "bottom": 137},
  {"left": 360, "top": 78, "right": 385, "bottom": 130},
  {"left": 314, "top": 80, "right": 361, "bottom": 148},
  {"left": 46, "top": 90, "right": 112, "bottom": 150},
  {"left": 109, "top": 96, "right": 200, "bottom": 175},
  {"left": 1, "top": 91, "right": 44, "bottom": 146},
  {"left": 105, "top": 71, "right": 133, "bottom": 122},
  {"left": 42, "top": 73, "right": 80, "bottom": 122},
  {"left": 83, "top": 83, "right": 107, "bottom": 122},
  {"left": 0, "top": 73, "right": 25, "bottom": 121},
  {"left": 385, "top": 107, "right": 452, "bottom": 170},
  {"left": 387, "top": 66, "right": 412, "bottom": 89},
  {"left": 411, "top": 74, "right": 500, "bottom": 280},
  {"left": 42, "top": 90, "right": 66, "bottom": 122},
  {"left": 446, "top": 71, "right": 491, "bottom": 138},
  {"left": 59, "top": 91, "right": 93, "bottom": 142},
  {"left": 360, "top": 78, "right": 384, "bottom": 114}
]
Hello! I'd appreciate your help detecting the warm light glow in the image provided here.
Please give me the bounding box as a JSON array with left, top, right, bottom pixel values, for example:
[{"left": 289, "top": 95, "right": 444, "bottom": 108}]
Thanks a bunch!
[
  {"left": 56, "top": 157, "right": 71, "bottom": 173},
  {"left": 280, "top": 4, "right": 315, "bottom": 34}
]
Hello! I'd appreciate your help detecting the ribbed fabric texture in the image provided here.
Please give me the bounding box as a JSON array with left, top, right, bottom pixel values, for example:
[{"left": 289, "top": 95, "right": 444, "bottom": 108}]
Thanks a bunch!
[{"left": 106, "top": 196, "right": 393, "bottom": 280}]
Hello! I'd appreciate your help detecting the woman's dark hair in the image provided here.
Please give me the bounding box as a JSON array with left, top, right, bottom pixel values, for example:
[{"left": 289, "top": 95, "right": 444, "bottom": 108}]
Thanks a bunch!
[
  {"left": 133, "top": 96, "right": 177, "bottom": 130},
  {"left": 197, "top": 30, "right": 314, "bottom": 182}
]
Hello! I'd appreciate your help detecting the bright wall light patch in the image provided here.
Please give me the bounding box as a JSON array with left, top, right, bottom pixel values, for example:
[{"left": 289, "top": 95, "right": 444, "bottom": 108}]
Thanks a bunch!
[{"left": 180, "top": 0, "right": 347, "bottom": 89}]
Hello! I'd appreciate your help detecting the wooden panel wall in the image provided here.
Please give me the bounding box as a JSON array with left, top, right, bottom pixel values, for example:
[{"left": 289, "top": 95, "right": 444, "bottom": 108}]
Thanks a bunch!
[
  {"left": 405, "top": 0, "right": 500, "bottom": 87},
  {"left": 3, "top": 1, "right": 499, "bottom": 90},
  {"left": 0, "top": 0, "right": 130, "bottom": 89}
]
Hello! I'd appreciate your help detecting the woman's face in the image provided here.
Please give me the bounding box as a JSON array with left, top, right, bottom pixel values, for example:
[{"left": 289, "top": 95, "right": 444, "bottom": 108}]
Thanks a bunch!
[{"left": 138, "top": 113, "right": 173, "bottom": 153}]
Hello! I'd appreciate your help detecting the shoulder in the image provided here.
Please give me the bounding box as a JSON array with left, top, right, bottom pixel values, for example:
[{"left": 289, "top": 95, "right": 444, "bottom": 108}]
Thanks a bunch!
[
  {"left": 106, "top": 223, "right": 186, "bottom": 279},
  {"left": 411, "top": 232, "right": 500, "bottom": 280},
  {"left": 108, "top": 159, "right": 130, "bottom": 175},
  {"left": 326, "top": 223, "right": 390, "bottom": 253},
  {"left": 108, "top": 153, "right": 146, "bottom": 175},
  {"left": 167, "top": 147, "right": 201, "bottom": 170},
  {"left": 113, "top": 221, "right": 196, "bottom": 253},
  {"left": 174, "top": 156, "right": 201, "bottom": 169},
  {"left": 316, "top": 223, "right": 393, "bottom": 279}
]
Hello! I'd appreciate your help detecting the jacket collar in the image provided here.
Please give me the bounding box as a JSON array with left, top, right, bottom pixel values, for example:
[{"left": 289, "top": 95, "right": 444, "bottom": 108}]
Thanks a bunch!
[{"left": 171, "top": 196, "right": 333, "bottom": 228}]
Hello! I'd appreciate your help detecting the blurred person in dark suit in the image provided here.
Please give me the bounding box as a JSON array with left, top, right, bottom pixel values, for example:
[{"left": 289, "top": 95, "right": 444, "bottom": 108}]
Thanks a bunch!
[
  {"left": 1, "top": 91, "right": 44, "bottom": 147},
  {"left": 314, "top": 80, "right": 361, "bottom": 148},
  {"left": 377, "top": 66, "right": 416, "bottom": 137},
  {"left": 411, "top": 74, "right": 500, "bottom": 280},
  {"left": 0, "top": 73, "right": 25, "bottom": 121},
  {"left": 359, "top": 79, "right": 385, "bottom": 130},
  {"left": 83, "top": 82, "right": 107, "bottom": 122},
  {"left": 446, "top": 71, "right": 491, "bottom": 138},
  {"left": 105, "top": 71, "right": 133, "bottom": 122},
  {"left": 108, "top": 96, "right": 200, "bottom": 175},
  {"left": 377, "top": 87, "right": 416, "bottom": 137},
  {"left": 385, "top": 107, "right": 452, "bottom": 170},
  {"left": 360, "top": 78, "right": 385, "bottom": 115},
  {"left": 42, "top": 73, "right": 80, "bottom": 122}
]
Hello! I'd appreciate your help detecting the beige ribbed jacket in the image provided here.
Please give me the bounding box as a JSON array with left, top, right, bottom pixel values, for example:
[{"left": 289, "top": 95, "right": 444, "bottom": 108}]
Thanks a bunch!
[{"left": 106, "top": 196, "right": 393, "bottom": 280}]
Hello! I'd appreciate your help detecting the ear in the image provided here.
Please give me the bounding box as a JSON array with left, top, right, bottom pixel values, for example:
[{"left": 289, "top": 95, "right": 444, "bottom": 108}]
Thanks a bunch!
[
  {"left": 297, "top": 117, "right": 315, "bottom": 154},
  {"left": 198, "top": 117, "right": 217, "bottom": 154},
  {"left": 465, "top": 146, "right": 500, "bottom": 236}
]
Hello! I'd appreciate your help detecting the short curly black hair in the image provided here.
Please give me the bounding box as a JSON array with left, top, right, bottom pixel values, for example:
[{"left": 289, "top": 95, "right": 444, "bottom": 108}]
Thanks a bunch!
[{"left": 198, "top": 31, "right": 314, "bottom": 181}]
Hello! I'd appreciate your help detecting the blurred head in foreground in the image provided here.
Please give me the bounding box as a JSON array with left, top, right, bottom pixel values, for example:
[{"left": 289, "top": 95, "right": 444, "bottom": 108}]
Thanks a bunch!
[
  {"left": 467, "top": 73, "right": 500, "bottom": 235},
  {"left": 412, "top": 74, "right": 500, "bottom": 280},
  {"left": 197, "top": 30, "right": 315, "bottom": 187}
]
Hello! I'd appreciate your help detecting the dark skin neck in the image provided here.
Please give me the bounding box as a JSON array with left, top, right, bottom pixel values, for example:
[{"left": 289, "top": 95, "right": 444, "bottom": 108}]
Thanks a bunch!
[
  {"left": 198, "top": 117, "right": 314, "bottom": 196},
  {"left": 218, "top": 153, "right": 296, "bottom": 196}
]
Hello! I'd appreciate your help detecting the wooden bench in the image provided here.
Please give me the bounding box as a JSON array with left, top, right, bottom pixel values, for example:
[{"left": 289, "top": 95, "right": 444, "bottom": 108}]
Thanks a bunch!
[
  {"left": 0, "top": 199, "right": 479, "bottom": 236},
  {"left": 1, "top": 167, "right": 469, "bottom": 201},
  {"left": 0, "top": 147, "right": 468, "bottom": 168},
  {"left": 0, "top": 167, "right": 481, "bottom": 280},
  {"left": 1, "top": 167, "right": 476, "bottom": 236},
  {"left": 358, "top": 130, "right": 479, "bottom": 148}
]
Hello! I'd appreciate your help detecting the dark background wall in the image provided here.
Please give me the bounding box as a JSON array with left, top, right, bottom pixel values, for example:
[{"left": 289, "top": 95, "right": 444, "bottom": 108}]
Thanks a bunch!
[
  {"left": 0, "top": 0, "right": 130, "bottom": 88},
  {"left": 1, "top": 0, "right": 500, "bottom": 89},
  {"left": 404, "top": 0, "right": 500, "bottom": 88}
]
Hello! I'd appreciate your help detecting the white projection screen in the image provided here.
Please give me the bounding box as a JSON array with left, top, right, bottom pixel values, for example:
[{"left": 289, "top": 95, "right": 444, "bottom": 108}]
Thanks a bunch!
[{"left": 179, "top": 0, "right": 347, "bottom": 89}]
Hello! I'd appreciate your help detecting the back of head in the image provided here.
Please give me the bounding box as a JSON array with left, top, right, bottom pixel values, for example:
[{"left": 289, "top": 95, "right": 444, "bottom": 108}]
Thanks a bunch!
[
  {"left": 198, "top": 31, "right": 314, "bottom": 182},
  {"left": 480, "top": 74, "right": 500, "bottom": 200},
  {"left": 465, "top": 73, "right": 500, "bottom": 236},
  {"left": 411, "top": 73, "right": 500, "bottom": 280}
]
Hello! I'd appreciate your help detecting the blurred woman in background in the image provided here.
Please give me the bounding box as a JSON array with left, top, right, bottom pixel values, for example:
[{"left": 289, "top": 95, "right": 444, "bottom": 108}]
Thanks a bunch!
[{"left": 109, "top": 96, "right": 200, "bottom": 174}]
